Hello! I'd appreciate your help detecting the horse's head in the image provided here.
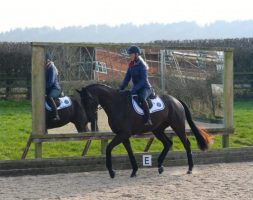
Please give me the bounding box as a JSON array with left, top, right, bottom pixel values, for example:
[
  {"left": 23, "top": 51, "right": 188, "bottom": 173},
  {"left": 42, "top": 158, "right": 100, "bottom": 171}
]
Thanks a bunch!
[{"left": 76, "top": 87, "right": 99, "bottom": 121}]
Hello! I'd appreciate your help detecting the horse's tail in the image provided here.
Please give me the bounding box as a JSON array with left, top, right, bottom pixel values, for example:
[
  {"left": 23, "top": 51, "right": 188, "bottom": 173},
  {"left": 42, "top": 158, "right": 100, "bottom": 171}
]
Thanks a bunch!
[{"left": 179, "top": 100, "right": 212, "bottom": 151}]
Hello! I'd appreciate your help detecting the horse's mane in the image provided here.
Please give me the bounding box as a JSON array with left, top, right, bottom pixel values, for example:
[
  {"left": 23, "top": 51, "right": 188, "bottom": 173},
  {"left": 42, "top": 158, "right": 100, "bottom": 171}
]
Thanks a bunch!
[
  {"left": 84, "top": 83, "right": 115, "bottom": 91},
  {"left": 84, "top": 83, "right": 130, "bottom": 98}
]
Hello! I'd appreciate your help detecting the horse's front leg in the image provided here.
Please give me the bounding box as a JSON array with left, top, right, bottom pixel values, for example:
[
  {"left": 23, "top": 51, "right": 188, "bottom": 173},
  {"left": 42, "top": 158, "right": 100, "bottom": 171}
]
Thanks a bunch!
[
  {"left": 106, "top": 135, "right": 122, "bottom": 178},
  {"left": 122, "top": 139, "right": 138, "bottom": 177}
]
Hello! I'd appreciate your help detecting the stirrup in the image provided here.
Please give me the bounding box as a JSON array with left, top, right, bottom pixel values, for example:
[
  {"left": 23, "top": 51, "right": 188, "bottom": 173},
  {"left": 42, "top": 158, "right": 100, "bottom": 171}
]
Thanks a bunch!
[
  {"left": 144, "top": 119, "right": 152, "bottom": 126},
  {"left": 52, "top": 115, "right": 60, "bottom": 121}
]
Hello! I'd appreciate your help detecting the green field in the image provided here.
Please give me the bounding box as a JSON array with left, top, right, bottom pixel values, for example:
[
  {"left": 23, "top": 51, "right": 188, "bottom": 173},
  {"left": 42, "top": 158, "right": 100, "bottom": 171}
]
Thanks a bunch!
[{"left": 0, "top": 99, "right": 252, "bottom": 160}]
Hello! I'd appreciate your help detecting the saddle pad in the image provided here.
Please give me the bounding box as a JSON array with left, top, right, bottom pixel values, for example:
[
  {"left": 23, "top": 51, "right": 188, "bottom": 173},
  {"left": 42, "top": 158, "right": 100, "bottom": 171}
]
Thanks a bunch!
[
  {"left": 45, "top": 96, "right": 72, "bottom": 111},
  {"left": 132, "top": 96, "right": 165, "bottom": 115}
]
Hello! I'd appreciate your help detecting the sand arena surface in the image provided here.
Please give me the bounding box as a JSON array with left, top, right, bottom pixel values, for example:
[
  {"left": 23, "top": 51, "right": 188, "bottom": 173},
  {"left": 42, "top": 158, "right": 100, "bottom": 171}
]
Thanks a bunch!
[
  {"left": 48, "top": 109, "right": 109, "bottom": 134},
  {"left": 0, "top": 162, "right": 252, "bottom": 200},
  {"left": 43, "top": 110, "right": 252, "bottom": 200}
]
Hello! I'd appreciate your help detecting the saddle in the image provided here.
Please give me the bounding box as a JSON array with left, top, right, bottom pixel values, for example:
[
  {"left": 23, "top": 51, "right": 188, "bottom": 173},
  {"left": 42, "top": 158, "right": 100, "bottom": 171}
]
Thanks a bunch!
[
  {"left": 45, "top": 95, "right": 72, "bottom": 111},
  {"left": 133, "top": 88, "right": 156, "bottom": 109},
  {"left": 131, "top": 89, "right": 165, "bottom": 115}
]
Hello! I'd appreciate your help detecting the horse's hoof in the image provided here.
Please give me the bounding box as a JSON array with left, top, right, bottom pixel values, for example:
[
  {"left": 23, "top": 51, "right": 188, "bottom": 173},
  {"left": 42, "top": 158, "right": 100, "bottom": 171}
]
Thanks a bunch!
[
  {"left": 130, "top": 170, "right": 137, "bottom": 178},
  {"left": 158, "top": 166, "right": 164, "bottom": 174},
  {"left": 187, "top": 170, "right": 192, "bottom": 174},
  {"left": 109, "top": 170, "right": 115, "bottom": 178}
]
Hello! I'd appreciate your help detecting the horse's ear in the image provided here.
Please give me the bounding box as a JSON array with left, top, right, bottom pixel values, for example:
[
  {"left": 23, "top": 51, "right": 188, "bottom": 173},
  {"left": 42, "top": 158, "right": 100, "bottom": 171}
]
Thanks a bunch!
[{"left": 76, "top": 89, "right": 81, "bottom": 94}]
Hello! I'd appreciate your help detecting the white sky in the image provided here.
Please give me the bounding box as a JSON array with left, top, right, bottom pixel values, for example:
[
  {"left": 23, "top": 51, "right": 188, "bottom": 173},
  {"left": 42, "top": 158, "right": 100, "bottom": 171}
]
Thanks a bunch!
[{"left": 1, "top": 0, "right": 253, "bottom": 32}]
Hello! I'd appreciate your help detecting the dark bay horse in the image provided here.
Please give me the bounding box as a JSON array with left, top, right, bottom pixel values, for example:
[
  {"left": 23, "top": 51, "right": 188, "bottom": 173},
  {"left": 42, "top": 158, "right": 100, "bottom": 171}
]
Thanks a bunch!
[
  {"left": 78, "top": 84, "right": 212, "bottom": 178},
  {"left": 46, "top": 95, "right": 98, "bottom": 133}
]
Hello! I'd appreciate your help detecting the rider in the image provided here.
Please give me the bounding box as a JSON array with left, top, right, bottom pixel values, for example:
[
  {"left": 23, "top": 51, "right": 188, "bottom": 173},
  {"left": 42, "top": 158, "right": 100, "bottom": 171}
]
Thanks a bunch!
[
  {"left": 119, "top": 45, "right": 153, "bottom": 126},
  {"left": 45, "top": 53, "right": 61, "bottom": 121}
]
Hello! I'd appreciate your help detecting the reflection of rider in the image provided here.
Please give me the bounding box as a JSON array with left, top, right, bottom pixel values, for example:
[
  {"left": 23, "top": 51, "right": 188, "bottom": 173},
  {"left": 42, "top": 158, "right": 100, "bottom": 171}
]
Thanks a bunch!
[
  {"left": 45, "top": 53, "right": 61, "bottom": 121},
  {"left": 119, "top": 45, "right": 153, "bottom": 126}
]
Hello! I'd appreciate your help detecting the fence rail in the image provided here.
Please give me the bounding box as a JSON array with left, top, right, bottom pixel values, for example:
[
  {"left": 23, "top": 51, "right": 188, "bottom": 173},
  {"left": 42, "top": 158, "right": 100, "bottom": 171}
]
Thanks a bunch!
[
  {"left": 21, "top": 127, "right": 232, "bottom": 160},
  {"left": 0, "top": 75, "right": 31, "bottom": 99}
]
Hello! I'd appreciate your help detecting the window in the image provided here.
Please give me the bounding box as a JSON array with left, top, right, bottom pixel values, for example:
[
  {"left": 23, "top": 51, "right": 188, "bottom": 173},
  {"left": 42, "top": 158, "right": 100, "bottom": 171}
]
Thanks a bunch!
[{"left": 95, "top": 61, "right": 107, "bottom": 74}]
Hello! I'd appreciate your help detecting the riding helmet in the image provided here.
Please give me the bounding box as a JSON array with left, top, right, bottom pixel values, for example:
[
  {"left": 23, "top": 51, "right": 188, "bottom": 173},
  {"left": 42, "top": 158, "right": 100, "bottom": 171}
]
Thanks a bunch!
[
  {"left": 127, "top": 45, "right": 141, "bottom": 54},
  {"left": 45, "top": 52, "right": 52, "bottom": 61}
]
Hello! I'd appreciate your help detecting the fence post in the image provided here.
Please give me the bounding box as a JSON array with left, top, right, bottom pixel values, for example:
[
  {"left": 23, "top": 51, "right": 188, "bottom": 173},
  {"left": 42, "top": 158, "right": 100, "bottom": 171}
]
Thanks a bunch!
[
  {"left": 100, "top": 118, "right": 108, "bottom": 155},
  {"left": 31, "top": 44, "right": 45, "bottom": 159},
  {"left": 160, "top": 50, "right": 165, "bottom": 94},
  {"left": 101, "top": 140, "right": 108, "bottom": 155},
  {"left": 223, "top": 50, "right": 234, "bottom": 148},
  {"left": 5, "top": 79, "right": 11, "bottom": 99},
  {"left": 26, "top": 73, "right": 31, "bottom": 100}
]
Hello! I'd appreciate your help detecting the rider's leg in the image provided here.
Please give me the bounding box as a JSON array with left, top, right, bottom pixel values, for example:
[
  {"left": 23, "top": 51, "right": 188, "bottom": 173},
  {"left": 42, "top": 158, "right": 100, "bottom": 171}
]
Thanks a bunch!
[
  {"left": 47, "top": 89, "right": 61, "bottom": 121},
  {"left": 139, "top": 88, "right": 152, "bottom": 126}
]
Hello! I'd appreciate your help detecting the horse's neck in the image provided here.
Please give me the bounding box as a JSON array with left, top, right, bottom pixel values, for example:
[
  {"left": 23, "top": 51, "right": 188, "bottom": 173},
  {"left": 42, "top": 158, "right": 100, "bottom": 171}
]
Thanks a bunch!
[{"left": 95, "top": 87, "right": 117, "bottom": 115}]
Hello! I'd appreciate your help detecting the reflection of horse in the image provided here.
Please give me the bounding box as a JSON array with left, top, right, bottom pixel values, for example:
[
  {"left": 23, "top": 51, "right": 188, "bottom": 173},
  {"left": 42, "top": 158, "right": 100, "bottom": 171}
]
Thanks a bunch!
[
  {"left": 46, "top": 95, "right": 98, "bottom": 133},
  {"left": 78, "top": 84, "right": 212, "bottom": 178}
]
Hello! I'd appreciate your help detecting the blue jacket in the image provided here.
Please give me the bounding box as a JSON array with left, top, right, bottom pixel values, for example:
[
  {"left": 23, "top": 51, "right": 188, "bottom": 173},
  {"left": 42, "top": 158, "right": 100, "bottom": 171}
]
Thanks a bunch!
[
  {"left": 120, "top": 58, "right": 151, "bottom": 94},
  {"left": 45, "top": 62, "right": 61, "bottom": 95}
]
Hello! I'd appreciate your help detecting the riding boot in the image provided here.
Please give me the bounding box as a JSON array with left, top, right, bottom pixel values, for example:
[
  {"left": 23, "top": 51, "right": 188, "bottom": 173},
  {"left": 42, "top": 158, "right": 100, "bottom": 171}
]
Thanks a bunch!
[
  {"left": 46, "top": 96, "right": 60, "bottom": 121},
  {"left": 140, "top": 99, "right": 153, "bottom": 126}
]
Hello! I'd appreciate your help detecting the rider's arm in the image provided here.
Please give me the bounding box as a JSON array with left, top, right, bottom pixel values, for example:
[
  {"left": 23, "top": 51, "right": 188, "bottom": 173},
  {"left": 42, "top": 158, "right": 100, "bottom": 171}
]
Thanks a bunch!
[
  {"left": 46, "top": 66, "right": 56, "bottom": 90},
  {"left": 119, "top": 67, "right": 131, "bottom": 90}
]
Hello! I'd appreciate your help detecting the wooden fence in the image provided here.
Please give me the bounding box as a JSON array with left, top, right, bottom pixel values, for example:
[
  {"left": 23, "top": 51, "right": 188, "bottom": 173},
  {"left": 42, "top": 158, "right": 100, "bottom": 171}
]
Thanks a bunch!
[
  {"left": 234, "top": 72, "right": 253, "bottom": 98},
  {"left": 21, "top": 127, "right": 232, "bottom": 160},
  {"left": 0, "top": 74, "right": 31, "bottom": 99}
]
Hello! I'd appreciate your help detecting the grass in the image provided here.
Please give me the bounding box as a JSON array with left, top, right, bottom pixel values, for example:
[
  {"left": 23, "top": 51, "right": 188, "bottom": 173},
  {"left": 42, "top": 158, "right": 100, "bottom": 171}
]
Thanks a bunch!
[
  {"left": 230, "top": 100, "right": 253, "bottom": 147},
  {"left": 0, "top": 99, "right": 252, "bottom": 160}
]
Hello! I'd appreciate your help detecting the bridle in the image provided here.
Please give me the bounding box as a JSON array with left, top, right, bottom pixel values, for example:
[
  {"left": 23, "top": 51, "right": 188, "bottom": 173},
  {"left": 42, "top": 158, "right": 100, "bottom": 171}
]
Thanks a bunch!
[{"left": 81, "top": 90, "right": 103, "bottom": 114}]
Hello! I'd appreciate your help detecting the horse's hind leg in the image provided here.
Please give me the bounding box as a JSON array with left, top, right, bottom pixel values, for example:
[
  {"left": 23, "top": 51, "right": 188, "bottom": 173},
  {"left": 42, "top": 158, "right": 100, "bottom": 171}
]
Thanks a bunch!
[
  {"left": 122, "top": 139, "right": 138, "bottom": 177},
  {"left": 74, "top": 122, "right": 88, "bottom": 132},
  {"left": 171, "top": 124, "right": 193, "bottom": 174},
  {"left": 153, "top": 129, "right": 172, "bottom": 174}
]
